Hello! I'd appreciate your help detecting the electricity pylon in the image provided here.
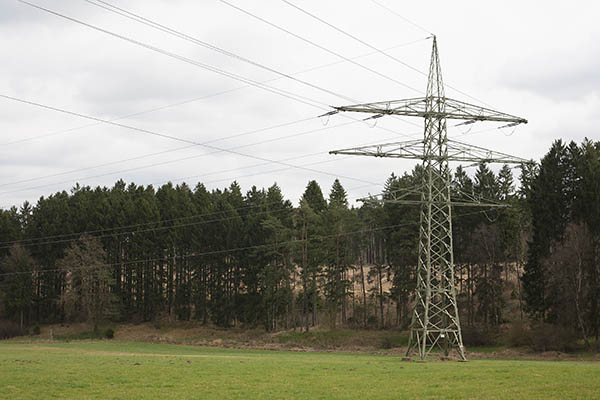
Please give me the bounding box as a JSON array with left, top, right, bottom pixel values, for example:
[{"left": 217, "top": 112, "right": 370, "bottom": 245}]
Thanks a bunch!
[{"left": 329, "top": 36, "right": 528, "bottom": 361}]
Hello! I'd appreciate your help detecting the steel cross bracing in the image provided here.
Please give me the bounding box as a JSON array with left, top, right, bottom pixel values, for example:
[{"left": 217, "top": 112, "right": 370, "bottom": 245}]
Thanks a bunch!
[{"left": 329, "top": 36, "right": 528, "bottom": 361}]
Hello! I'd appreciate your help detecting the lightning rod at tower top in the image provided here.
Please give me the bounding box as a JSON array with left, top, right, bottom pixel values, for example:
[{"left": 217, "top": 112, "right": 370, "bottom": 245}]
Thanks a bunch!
[{"left": 329, "top": 36, "right": 529, "bottom": 361}]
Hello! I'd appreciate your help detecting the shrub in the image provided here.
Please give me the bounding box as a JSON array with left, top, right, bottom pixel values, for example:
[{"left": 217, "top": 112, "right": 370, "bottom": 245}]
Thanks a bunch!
[
  {"left": 0, "top": 320, "right": 25, "bottom": 339},
  {"left": 380, "top": 336, "right": 394, "bottom": 349},
  {"left": 461, "top": 324, "right": 497, "bottom": 347},
  {"left": 507, "top": 321, "right": 531, "bottom": 347},
  {"left": 32, "top": 325, "right": 41, "bottom": 335},
  {"left": 530, "top": 323, "right": 576, "bottom": 352},
  {"left": 366, "top": 315, "right": 379, "bottom": 329},
  {"left": 104, "top": 328, "right": 115, "bottom": 339}
]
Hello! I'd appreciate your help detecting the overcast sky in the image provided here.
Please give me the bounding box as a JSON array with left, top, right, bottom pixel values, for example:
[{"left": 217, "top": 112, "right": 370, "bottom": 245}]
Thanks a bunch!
[{"left": 1, "top": 0, "right": 598, "bottom": 210}]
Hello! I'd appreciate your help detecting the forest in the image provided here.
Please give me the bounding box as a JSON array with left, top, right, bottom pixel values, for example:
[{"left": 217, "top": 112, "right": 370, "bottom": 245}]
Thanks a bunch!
[{"left": 1, "top": 138, "right": 599, "bottom": 350}]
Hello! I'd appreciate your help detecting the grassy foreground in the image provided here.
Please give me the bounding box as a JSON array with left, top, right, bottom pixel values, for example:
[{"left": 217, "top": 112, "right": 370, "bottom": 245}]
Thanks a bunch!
[{"left": 0, "top": 341, "right": 599, "bottom": 399}]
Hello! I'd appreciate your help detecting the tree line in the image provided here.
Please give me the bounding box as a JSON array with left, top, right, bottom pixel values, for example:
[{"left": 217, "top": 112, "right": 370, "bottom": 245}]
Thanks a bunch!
[{"left": 1, "top": 139, "right": 598, "bottom": 347}]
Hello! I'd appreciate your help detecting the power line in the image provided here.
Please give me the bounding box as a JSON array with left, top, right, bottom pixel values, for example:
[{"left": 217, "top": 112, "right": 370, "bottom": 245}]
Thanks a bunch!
[
  {"left": 363, "top": 0, "right": 496, "bottom": 108},
  {"left": 16, "top": 0, "right": 327, "bottom": 111},
  {"left": 0, "top": 200, "right": 287, "bottom": 246},
  {"left": 0, "top": 220, "right": 407, "bottom": 277},
  {"left": 85, "top": 0, "right": 430, "bottom": 135},
  {"left": 0, "top": 36, "right": 425, "bottom": 194},
  {"left": 12, "top": 0, "right": 428, "bottom": 197},
  {"left": 217, "top": 0, "right": 424, "bottom": 96},
  {"left": 0, "top": 96, "right": 418, "bottom": 211},
  {"left": 280, "top": 0, "right": 494, "bottom": 108},
  {"left": 0, "top": 208, "right": 499, "bottom": 278},
  {"left": 83, "top": 0, "right": 358, "bottom": 105},
  {"left": 0, "top": 116, "right": 317, "bottom": 188},
  {"left": 10, "top": 1, "right": 497, "bottom": 196},
  {"left": 281, "top": 0, "right": 429, "bottom": 79},
  {"left": 0, "top": 115, "right": 500, "bottom": 210},
  {"left": 368, "top": 0, "right": 433, "bottom": 36},
  {"left": 0, "top": 119, "right": 360, "bottom": 197},
  {"left": 0, "top": 93, "right": 378, "bottom": 188},
  {"left": 0, "top": 206, "right": 290, "bottom": 250},
  {"left": 0, "top": 112, "right": 501, "bottom": 195},
  {"left": 0, "top": 127, "right": 509, "bottom": 250},
  {"left": 0, "top": 124, "right": 422, "bottom": 247},
  {"left": 17, "top": 0, "right": 422, "bottom": 134},
  {"left": 78, "top": 0, "right": 422, "bottom": 133},
  {"left": 0, "top": 181, "right": 374, "bottom": 250},
  {"left": 0, "top": 38, "right": 426, "bottom": 148}
]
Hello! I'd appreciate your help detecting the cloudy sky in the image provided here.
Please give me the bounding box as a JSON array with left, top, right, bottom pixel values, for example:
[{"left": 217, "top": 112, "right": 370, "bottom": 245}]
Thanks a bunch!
[{"left": 1, "top": 0, "right": 598, "bottom": 209}]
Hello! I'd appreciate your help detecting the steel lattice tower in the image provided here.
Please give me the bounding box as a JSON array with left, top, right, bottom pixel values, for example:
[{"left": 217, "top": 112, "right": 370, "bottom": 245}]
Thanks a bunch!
[{"left": 329, "top": 37, "right": 528, "bottom": 361}]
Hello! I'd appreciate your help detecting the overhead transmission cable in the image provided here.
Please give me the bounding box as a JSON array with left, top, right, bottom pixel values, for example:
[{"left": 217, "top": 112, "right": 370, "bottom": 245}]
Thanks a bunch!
[
  {"left": 84, "top": 0, "right": 357, "bottom": 105},
  {"left": 362, "top": 0, "right": 496, "bottom": 108},
  {"left": 0, "top": 181, "right": 375, "bottom": 250},
  {"left": 0, "top": 206, "right": 292, "bottom": 250},
  {"left": 82, "top": 0, "right": 422, "bottom": 130},
  {"left": 0, "top": 123, "right": 418, "bottom": 245},
  {"left": 0, "top": 37, "right": 426, "bottom": 148},
  {"left": 280, "top": 0, "right": 429, "bottom": 79},
  {"left": 0, "top": 116, "right": 317, "bottom": 188},
  {"left": 280, "top": 0, "right": 494, "bottom": 108},
  {"left": 5, "top": 3, "right": 503, "bottom": 214},
  {"left": 0, "top": 101, "right": 490, "bottom": 196},
  {"left": 15, "top": 0, "right": 327, "bottom": 111},
  {"left": 0, "top": 118, "right": 362, "bottom": 197},
  {"left": 2, "top": 35, "right": 427, "bottom": 189},
  {"left": 0, "top": 200, "right": 291, "bottom": 246},
  {"left": 0, "top": 218, "right": 418, "bottom": 276},
  {"left": 0, "top": 93, "right": 379, "bottom": 188},
  {"left": 5, "top": 1, "right": 427, "bottom": 196},
  {"left": 216, "top": 0, "right": 424, "bottom": 96},
  {"left": 0, "top": 208, "right": 503, "bottom": 278},
  {"left": 368, "top": 0, "right": 433, "bottom": 36},
  {"left": 0, "top": 101, "right": 501, "bottom": 208},
  {"left": 17, "top": 0, "right": 421, "bottom": 135}
]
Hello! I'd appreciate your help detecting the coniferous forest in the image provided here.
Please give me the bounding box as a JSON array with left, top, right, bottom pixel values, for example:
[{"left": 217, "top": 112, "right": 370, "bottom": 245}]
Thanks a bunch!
[{"left": 1, "top": 139, "right": 599, "bottom": 349}]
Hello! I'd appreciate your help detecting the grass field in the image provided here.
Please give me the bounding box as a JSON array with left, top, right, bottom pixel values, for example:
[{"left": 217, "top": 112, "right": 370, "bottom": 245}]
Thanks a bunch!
[{"left": 0, "top": 341, "right": 599, "bottom": 399}]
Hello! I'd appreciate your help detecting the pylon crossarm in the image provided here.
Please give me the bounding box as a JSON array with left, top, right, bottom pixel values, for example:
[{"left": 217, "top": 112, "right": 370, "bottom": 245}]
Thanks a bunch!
[
  {"left": 446, "top": 140, "right": 532, "bottom": 164},
  {"left": 329, "top": 139, "right": 423, "bottom": 158},
  {"left": 357, "top": 184, "right": 424, "bottom": 204},
  {"left": 331, "top": 139, "right": 530, "bottom": 164},
  {"left": 452, "top": 189, "right": 509, "bottom": 208},
  {"left": 334, "top": 97, "right": 527, "bottom": 124},
  {"left": 361, "top": 199, "right": 509, "bottom": 207}
]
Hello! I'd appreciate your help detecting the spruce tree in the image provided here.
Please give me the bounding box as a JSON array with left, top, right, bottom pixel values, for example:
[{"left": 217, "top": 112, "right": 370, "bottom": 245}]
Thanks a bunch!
[{"left": 302, "top": 180, "right": 327, "bottom": 213}]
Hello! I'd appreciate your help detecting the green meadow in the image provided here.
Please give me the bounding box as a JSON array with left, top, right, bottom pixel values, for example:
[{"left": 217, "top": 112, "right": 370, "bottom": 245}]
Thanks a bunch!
[{"left": 1, "top": 341, "right": 599, "bottom": 399}]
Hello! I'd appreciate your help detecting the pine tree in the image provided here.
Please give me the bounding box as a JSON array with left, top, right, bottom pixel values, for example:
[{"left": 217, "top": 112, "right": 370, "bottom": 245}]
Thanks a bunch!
[
  {"left": 328, "top": 179, "right": 348, "bottom": 208},
  {"left": 302, "top": 180, "right": 327, "bottom": 213},
  {"left": 523, "top": 140, "right": 572, "bottom": 319},
  {"left": 1, "top": 244, "right": 34, "bottom": 329}
]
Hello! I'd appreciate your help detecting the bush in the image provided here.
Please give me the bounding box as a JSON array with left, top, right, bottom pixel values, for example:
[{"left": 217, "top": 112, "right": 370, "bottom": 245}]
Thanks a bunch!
[
  {"left": 530, "top": 323, "right": 577, "bottom": 352},
  {"left": 380, "top": 336, "right": 394, "bottom": 349},
  {"left": 461, "top": 324, "right": 497, "bottom": 347},
  {"left": 366, "top": 315, "right": 379, "bottom": 329},
  {"left": 507, "top": 321, "right": 531, "bottom": 347},
  {"left": 104, "top": 328, "right": 114, "bottom": 339},
  {"left": 32, "top": 325, "right": 41, "bottom": 335},
  {"left": 0, "top": 320, "right": 25, "bottom": 339}
]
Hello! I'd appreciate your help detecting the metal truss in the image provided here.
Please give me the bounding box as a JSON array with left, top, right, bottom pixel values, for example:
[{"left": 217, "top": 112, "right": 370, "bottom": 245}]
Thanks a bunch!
[
  {"left": 329, "top": 36, "right": 528, "bottom": 361},
  {"left": 360, "top": 185, "right": 509, "bottom": 208},
  {"left": 330, "top": 139, "right": 531, "bottom": 165},
  {"left": 334, "top": 97, "right": 527, "bottom": 124}
]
